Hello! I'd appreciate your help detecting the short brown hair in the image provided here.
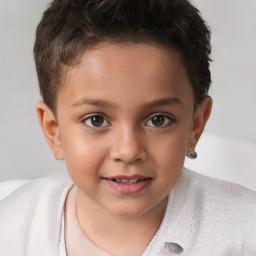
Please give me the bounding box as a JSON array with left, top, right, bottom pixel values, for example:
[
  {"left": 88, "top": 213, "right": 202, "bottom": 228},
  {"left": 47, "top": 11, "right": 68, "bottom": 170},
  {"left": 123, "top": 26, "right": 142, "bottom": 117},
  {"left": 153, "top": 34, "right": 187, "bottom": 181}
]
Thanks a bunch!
[{"left": 34, "top": 0, "right": 211, "bottom": 113}]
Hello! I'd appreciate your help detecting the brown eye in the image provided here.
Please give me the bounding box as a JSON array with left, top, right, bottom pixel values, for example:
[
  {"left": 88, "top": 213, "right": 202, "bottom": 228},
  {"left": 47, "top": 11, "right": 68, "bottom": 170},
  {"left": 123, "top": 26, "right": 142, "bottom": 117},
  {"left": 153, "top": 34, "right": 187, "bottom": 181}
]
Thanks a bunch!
[
  {"left": 84, "top": 115, "right": 109, "bottom": 127},
  {"left": 152, "top": 115, "right": 165, "bottom": 126},
  {"left": 145, "top": 114, "right": 173, "bottom": 127},
  {"left": 91, "top": 116, "right": 104, "bottom": 126}
]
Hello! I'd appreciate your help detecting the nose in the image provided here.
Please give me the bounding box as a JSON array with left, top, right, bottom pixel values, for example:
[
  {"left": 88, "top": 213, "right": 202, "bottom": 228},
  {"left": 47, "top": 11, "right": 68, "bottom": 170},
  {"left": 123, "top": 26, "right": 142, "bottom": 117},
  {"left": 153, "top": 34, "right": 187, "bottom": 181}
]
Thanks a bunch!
[{"left": 109, "top": 125, "right": 147, "bottom": 164}]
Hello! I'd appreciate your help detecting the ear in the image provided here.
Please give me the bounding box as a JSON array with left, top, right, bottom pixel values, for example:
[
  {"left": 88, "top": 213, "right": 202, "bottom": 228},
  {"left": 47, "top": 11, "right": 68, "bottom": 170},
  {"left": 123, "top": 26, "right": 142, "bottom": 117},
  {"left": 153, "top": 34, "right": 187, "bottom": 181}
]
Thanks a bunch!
[
  {"left": 187, "top": 96, "right": 212, "bottom": 153},
  {"left": 36, "top": 102, "right": 64, "bottom": 160}
]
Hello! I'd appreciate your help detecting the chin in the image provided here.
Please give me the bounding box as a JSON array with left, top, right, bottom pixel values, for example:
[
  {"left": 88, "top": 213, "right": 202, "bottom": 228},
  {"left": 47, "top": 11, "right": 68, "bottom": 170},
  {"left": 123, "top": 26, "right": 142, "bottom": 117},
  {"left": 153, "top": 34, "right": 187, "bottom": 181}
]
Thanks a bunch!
[{"left": 107, "top": 201, "right": 156, "bottom": 219}]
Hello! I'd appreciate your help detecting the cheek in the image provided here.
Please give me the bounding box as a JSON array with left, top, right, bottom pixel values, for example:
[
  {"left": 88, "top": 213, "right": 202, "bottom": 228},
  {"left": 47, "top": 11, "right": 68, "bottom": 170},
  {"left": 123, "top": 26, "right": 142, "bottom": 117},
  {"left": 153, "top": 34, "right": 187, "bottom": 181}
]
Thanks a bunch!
[
  {"left": 152, "top": 130, "right": 188, "bottom": 160},
  {"left": 61, "top": 130, "right": 107, "bottom": 179},
  {"left": 150, "top": 129, "right": 189, "bottom": 176}
]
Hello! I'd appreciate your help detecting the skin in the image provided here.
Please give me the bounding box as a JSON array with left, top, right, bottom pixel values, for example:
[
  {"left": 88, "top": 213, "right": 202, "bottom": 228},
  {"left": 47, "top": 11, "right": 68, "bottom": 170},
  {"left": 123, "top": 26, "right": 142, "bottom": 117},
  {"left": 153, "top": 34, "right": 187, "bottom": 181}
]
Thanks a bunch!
[{"left": 37, "top": 43, "right": 212, "bottom": 256}]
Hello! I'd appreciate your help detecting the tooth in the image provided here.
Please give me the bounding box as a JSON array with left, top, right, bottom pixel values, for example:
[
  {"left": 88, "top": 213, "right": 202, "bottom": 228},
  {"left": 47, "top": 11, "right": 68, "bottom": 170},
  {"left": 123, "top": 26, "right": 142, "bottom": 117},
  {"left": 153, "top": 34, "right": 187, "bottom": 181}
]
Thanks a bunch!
[
  {"left": 129, "top": 179, "right": 138, "bottom": 183},
  {"left": 113, "top": 178, "right": 145, "bottom": 184}
]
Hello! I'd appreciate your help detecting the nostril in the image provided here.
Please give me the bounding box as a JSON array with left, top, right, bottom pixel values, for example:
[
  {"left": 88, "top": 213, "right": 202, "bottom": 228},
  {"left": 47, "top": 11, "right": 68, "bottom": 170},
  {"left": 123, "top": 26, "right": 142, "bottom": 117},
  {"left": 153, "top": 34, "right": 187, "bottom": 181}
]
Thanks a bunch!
[{"left": 110, "top": 147, "right": 148, "bottom": 164}]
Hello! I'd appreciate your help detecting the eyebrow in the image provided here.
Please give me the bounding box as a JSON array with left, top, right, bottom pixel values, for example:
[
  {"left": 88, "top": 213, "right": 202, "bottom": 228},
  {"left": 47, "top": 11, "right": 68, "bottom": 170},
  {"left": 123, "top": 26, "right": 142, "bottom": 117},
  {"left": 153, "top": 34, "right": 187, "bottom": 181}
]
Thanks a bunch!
[
  {"left": 142, "top": 97, "right": 182, "bottom": 108},
  {"left": 72, "top": 98, "right": 117, "bottom": 108},
  {"left": 71, "top": 97, "right": 182, "bottom": 108}
]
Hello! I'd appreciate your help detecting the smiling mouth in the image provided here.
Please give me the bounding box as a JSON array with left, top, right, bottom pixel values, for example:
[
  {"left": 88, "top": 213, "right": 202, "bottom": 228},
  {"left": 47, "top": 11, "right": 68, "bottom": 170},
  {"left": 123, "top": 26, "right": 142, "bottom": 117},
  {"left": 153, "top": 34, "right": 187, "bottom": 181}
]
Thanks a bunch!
[{"left": 104, "top": 176, "right": 152, "bottom": 194}]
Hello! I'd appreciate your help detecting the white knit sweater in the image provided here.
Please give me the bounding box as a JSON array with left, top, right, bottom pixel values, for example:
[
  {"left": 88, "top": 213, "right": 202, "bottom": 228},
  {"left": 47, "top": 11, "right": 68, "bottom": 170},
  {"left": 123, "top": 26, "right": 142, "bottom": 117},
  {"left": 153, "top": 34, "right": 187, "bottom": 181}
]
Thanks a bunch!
[{"left": 0, "top": 168, "right": 256, "bottom": 256}]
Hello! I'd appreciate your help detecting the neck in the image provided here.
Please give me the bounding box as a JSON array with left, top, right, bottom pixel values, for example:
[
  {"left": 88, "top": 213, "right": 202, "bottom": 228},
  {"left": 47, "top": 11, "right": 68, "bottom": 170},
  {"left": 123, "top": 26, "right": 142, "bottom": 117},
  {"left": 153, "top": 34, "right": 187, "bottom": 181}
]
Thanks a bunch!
[{"left": 74, "top": 186, "right": 168, "bottom": 256}]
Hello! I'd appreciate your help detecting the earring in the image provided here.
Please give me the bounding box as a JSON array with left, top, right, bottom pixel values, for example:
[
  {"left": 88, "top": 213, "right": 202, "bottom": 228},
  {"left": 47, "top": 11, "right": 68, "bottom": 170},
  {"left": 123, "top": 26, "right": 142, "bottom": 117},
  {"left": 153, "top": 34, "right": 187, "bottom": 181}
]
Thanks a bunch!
[{"left": 186, "top": 151, "right": 197, "bottom": 159}]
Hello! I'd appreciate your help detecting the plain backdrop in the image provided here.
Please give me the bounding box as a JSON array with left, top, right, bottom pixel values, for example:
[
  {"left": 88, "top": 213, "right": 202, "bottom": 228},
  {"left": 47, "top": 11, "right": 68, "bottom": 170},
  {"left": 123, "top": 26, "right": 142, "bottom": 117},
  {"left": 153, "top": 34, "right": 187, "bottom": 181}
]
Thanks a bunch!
[{"left": 0, "top": 0, "right": 256, "bottom": 182}]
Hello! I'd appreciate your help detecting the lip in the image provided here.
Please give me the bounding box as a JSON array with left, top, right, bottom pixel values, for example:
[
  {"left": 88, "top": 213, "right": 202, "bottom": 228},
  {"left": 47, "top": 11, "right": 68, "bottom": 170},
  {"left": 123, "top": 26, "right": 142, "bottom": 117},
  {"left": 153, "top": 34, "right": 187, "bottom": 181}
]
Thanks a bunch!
[
  {"left": 104, "top": 175, "right": 152, "bottom": 195},
  {"left": 106, "top": 175, "right": 150, "bottom": 180}
]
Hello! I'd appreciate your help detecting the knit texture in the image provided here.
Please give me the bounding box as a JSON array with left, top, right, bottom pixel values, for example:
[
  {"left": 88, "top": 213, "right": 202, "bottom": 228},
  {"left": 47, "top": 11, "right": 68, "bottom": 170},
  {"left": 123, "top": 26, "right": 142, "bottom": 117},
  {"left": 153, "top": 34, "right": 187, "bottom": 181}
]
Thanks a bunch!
[{"left": 0, "top": 169, "right": 255, "bottom": 256}]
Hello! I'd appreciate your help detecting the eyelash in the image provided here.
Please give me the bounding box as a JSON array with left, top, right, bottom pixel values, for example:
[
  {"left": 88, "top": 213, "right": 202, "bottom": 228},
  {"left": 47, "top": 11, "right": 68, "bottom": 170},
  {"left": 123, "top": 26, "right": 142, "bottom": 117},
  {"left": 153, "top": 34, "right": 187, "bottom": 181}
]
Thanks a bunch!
[{"left": 82, "top": 113, "right": 175, "bottom": 128}]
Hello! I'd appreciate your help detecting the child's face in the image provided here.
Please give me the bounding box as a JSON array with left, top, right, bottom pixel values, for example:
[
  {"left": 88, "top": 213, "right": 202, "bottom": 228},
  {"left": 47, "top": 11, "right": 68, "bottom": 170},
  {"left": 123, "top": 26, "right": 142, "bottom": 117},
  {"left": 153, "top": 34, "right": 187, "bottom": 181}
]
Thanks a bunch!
[{"left": 38, "top": 43, "right": 211, "bottom": 218}]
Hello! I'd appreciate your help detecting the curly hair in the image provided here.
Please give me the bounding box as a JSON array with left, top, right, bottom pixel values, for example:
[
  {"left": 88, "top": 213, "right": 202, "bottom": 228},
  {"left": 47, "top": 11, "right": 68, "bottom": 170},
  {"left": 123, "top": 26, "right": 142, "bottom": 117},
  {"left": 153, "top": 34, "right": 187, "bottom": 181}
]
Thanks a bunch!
[{"left": 34, "top": 0, "right": 211, "bottom": 113}]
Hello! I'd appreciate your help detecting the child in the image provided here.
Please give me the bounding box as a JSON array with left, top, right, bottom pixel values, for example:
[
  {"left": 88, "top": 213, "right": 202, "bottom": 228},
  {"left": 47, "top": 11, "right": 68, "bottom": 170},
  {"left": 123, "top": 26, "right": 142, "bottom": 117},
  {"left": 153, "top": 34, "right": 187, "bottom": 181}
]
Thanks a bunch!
[{"left": 1, "top": 0, "right": 256, "bottom": 255}]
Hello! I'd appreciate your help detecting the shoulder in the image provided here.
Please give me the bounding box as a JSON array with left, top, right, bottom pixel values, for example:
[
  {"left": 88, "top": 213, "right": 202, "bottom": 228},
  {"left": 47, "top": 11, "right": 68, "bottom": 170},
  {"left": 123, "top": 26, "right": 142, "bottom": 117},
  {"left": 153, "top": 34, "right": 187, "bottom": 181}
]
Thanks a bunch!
[
  {"left": 178, "top": 168, "right": 256, "bottom": 224},
  {"left": 0, "top": 177, "right": 72, "bottom": 218},
  {"left": 184, "top": 169, "right": 256, "bottom": 250},
  {"left": 183, "top": 168, "right": 256, "bottom": 208},
  {"left": 0, "top": 176, "right": 72, "bottom": 207},
  {"left": 156, "top": 169, "right": 256, "bottom": 254},
  {"left": 0, "top": 177, "right": 73, "bottom": 255}
]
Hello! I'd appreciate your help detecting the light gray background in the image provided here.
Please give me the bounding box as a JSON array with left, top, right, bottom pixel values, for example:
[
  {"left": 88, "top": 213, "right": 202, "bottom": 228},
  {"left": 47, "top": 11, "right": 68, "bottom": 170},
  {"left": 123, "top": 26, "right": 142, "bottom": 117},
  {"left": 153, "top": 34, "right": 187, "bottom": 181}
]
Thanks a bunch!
[{"left": 0, "top": 0, "right": 255, "bottom": 181}]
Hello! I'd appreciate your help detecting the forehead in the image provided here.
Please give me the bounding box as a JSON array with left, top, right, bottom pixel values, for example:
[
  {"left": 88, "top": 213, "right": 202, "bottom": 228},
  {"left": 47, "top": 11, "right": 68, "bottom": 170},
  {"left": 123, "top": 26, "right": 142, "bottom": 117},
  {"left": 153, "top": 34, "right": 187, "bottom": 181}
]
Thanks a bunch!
[{"left": 57, "top": 42, "right": 193, "bottom": 112}]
